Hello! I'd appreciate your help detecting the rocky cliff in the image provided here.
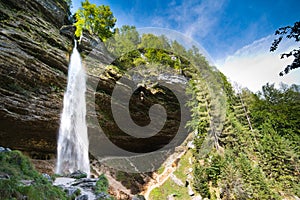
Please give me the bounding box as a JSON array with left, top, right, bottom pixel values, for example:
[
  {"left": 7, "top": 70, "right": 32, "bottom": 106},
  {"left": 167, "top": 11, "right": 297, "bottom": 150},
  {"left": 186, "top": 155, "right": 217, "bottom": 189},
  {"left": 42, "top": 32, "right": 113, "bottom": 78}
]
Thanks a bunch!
[
  {"left": 0, "top": 0, "right": 72, "bottom": 155},
  {"left": 0, "top": 0, "right": 187, "bottom": 161}
]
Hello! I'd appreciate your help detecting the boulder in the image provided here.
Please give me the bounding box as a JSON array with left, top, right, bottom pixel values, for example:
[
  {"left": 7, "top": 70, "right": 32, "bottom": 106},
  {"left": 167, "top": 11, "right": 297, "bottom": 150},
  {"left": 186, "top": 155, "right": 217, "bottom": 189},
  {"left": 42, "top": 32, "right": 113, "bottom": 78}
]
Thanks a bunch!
[
  {"left": 75, "top": 194, "right": 88, "bottom": 200},
  {"left": 68, "top": 170, "right": 88, "bottom": 179}
]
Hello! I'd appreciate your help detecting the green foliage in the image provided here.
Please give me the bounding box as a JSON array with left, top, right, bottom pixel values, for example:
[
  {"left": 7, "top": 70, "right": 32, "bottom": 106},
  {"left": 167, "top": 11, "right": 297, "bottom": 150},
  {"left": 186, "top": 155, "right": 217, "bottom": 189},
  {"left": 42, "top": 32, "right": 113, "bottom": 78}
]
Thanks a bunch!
[
  {"left": 105, "top": 25, "right": 140, "bottom": 57},
  {"left": 0, "top": 151, "right": 67, "bottom": 200},
  {"left": 115, "top": 171, "right": 146, "bottom": 194},
  {"left": 193, "top": 151, "right": 223, "bottom": 198},
  {"left": 74, "top": 0, "right": 116, "bottom": 41},
  {"left": 95, "top": 174, "right": 109, "bottom": 194},
  {"left": 250, "top": 83, "right": 300, "bottom": 142},
  {"left": 105, "top": 29, "right": 203, "bottom": 78},
  {"left": 138, "top": 34, "right": 170, "bottom": 50},
  {"left": 149, "top": 151, "right": 194, "bottom": 200},
  {"left": 101, "top": 23, "right": 300, "bottom": 199},
  {"left": 0, "top": 150, "right": 38, "bottom": 179},
  {"left": 156, "top": 165, "right": 165, "bottom": 174},
  {"left": 186, "top": 79, "right": 210, "bottom": 158},
  {"left": 171, "top": 40, "right": 188, "bottom": 58},
  {"left": 149, "top": 178, "right": 191, "bottom": 200},
  {"left": 255, "top": 129, "right": 300, "bottom": 195},
  {"left": 188, "top": 71, "right": 300, "bottom": 198},
  {"left": 193, "top": 165, "right": 210, "bottom": 198}
]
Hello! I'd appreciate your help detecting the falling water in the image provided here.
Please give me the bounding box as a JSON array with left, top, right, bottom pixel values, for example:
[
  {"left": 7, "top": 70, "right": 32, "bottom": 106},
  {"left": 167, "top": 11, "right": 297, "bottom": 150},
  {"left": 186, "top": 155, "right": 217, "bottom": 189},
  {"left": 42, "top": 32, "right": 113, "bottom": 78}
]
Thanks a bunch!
[{"left": 56, "top": 41, "right": 90, "bottom": 176}]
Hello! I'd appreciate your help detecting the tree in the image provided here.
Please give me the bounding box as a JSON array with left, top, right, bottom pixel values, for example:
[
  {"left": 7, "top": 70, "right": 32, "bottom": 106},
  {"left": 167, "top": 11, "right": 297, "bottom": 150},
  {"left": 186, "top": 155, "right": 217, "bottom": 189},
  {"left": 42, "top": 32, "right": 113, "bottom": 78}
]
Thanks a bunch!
[
  {"left": 270, "top": 21, "right": 300, "bottom": 76},
  {"left": 171, "top": 40, "right": 187, "bottom": 58},
  {"left": 250, "top": 83, "right": 300, "bottom": 138},
  {"left": 74, "top": 0, "right": 116, "bottom": 41},
  {"left": 105, "top": 25, "right": 140, "bottom": 56},
  {"left": 138, "top": 33, "right": 166, "bottom": 49}
]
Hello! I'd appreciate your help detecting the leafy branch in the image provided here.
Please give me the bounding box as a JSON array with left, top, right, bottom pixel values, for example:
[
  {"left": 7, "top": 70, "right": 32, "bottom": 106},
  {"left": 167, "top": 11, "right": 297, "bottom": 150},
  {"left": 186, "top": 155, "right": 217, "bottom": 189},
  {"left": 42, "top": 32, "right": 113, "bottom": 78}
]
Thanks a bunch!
[{"left": 270, "top": 21, "right": 300, "bottom": 76}]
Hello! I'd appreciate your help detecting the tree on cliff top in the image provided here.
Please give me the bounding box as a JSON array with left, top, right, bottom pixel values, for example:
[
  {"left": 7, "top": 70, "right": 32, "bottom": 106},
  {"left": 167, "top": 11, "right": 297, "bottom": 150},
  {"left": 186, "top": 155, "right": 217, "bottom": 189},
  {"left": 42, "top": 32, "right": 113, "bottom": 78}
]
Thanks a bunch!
[
  {"left": 270, "top": 21, "right": 300, "bottom": 76},
  {"left": 74, "top": 0, "right": 116, "bottom": 41}
]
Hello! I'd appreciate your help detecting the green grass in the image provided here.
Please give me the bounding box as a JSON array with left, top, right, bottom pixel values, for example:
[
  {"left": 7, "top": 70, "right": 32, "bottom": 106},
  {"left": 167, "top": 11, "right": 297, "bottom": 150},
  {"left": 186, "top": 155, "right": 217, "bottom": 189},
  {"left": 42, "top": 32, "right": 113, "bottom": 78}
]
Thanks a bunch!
[
  {"left": 173, "top": 150, "right": 193, "bottom": 181},
  {"left": 149, "top": 150, "right": 194, "bottom": 200},
  {"left": 149, "top": 178, "right": 190, "bottom": 200},
  {"left": 156, "top": 165, "right": 165, "bottom": 174}
]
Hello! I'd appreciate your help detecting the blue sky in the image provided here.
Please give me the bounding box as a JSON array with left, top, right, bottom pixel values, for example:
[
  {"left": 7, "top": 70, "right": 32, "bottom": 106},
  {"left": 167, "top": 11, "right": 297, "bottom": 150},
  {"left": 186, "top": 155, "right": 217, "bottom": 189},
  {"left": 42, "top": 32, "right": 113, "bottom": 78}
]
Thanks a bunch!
[{"left": 71, "top": 0, "right": 300, "bottom": 91}]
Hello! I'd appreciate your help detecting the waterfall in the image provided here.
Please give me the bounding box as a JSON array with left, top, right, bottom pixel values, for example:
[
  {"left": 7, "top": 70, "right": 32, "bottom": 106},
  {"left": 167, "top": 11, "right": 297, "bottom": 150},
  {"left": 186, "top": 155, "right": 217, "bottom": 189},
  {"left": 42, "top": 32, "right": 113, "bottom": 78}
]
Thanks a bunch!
[{"left": 56, "top": 41, "right": 90, "bottom": 177}]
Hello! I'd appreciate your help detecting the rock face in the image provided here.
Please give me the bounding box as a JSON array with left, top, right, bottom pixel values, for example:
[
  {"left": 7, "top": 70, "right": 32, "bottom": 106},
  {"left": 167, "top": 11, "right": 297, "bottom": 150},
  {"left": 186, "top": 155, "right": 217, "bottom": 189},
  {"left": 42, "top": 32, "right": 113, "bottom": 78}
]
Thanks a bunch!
[
  {"left": 0, "top": 0, "right": 72, "bottom": 153},
  {"left": 0, "top": 0, "right": 188, "bottom": 161}
]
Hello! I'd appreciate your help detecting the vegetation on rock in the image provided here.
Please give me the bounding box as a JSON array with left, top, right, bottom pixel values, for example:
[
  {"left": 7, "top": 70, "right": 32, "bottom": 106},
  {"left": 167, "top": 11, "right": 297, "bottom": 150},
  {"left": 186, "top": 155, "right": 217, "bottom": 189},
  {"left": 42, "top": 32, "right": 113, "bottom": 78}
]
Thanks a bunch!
[
  {"left": 106, "top": 24, "right": 300, "bottom": 199},
  {"left": 74, "top": 0, "right": 116, "bottom": 41},
  {"left": 0, "top": 150, "right": 67, "bottom": 200}
]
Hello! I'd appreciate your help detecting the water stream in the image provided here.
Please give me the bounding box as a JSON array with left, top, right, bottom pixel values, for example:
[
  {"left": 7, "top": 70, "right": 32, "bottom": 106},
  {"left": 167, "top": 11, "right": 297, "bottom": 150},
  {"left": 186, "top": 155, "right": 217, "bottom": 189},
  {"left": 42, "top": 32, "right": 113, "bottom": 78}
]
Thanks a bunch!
[{"left": 56, "top": 41, "right": 90, "bottom": 177}]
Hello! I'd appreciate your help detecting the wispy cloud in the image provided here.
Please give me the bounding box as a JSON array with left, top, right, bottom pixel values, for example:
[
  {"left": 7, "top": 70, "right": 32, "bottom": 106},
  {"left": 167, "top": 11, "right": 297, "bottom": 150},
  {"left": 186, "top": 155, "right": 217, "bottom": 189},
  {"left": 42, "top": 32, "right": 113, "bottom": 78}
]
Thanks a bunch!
[
  {"left": 144, "top": 0, "right": 227, "bottom": 62},
  {"left": 151, "top": 16, "right": 170, "bottom": 28},
  {"left": 160, "top": 0, "right": 226, "bottom": 39},
  {"left": 216, "top": 35, "right": 300, "bottom": 92}
]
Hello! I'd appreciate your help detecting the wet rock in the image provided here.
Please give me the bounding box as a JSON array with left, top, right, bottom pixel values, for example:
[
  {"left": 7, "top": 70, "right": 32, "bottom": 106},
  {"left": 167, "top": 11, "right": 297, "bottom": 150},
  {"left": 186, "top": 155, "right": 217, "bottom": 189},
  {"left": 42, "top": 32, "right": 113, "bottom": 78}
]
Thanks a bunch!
[
  {"left": 71, "top": 178, "right": 97, "bottom": 188},
  {"left": 78, "top": 31, "right": 115, "bottom": 65},
  {"left": 0, "top": 147, "right": 11, "bottom": 152},
  {"left": 75, "top": 194, "right": 89, "bottom": 200},
  {"left": 60, "top": 25, "right": 76, "bottom": 39},
  {"left": 65, "top": 186, "right": 80, "bottom": 196},
  {"left": 54, "top": 177, "right": 97, "bottom": 199},
  {"left": 42, "top": 173, "right": 52, "bottom": 183},
  {"left": 68, "top": 170, "right": 88, "bottom": 179},
  {"left": 53, "top": 177, "right": 76, "bottom": 187},
  {"left": 0, "top": 0, "right": 114, "bottom": 156}
]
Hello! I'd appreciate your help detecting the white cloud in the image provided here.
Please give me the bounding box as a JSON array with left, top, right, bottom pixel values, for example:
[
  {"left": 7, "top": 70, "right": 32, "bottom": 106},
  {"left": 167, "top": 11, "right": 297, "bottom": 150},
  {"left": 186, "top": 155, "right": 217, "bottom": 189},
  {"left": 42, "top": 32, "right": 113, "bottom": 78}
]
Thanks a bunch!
[
  {"left": 216, "top": 35, "right": 300, "bottom": 92},
  {"left": 183, "top": 0, "right": 225, "bottom": 38},
  {"left": 151, "top": 16, "right": 169, "bottom": 28},
  {"left": 150, "top": 0, "right": 225, "bottom": 39}
]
